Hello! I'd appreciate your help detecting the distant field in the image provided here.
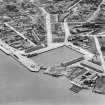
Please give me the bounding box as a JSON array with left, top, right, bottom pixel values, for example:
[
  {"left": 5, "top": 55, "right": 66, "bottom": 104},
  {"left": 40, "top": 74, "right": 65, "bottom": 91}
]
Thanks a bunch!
[{"left": 31, "top": 45, "right": 83, "bottom": 67}]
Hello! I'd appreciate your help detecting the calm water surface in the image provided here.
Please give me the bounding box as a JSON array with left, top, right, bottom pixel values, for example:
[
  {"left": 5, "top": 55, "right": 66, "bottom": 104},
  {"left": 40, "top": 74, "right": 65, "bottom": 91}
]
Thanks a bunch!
[{"left": 0, "top": 49, "right": 105, "bottom": 105}]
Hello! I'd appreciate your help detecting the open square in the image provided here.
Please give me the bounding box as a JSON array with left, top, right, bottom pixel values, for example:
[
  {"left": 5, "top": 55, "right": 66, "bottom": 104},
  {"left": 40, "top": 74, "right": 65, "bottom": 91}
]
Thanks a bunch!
[{"left": 31, "top": 45, "right": 83, "bottom": 67}]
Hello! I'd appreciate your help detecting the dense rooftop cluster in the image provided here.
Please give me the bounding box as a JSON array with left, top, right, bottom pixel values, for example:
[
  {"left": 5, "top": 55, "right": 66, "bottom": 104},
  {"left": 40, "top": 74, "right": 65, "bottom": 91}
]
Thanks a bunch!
[{"left": 0, "top": 0, "right": 47, "bottom": 54}]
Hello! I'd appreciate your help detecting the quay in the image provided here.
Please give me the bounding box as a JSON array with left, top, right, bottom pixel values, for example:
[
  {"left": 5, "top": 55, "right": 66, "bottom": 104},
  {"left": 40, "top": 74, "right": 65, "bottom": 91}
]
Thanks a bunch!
[{"left": 11, "top": 52, "right": 41, "bottom": 72}]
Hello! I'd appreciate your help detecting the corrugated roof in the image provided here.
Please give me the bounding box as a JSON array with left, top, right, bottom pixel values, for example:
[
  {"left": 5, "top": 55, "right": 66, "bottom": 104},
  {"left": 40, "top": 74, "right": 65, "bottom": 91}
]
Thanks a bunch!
[{"left": 80, "top": 60, "right": 103, "bottom": 73}]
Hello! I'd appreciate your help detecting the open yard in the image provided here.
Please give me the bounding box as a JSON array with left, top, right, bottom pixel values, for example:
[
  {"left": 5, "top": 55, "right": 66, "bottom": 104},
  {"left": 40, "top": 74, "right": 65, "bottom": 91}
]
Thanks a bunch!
[{"left": 31, "top": 45, "right": 83, "bottom": 67}]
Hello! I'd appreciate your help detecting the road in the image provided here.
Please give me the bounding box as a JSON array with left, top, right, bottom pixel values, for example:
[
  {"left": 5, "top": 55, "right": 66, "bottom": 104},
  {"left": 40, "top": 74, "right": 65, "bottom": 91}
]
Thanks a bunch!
[
  {"left": 5, "top": 23, "right": 36, "bottom": 47},
  {"left": 94, "top": 36, "right": 105, "bottom": 73},
  {"left": 64, "top": 22, "right": 70, "bottom": 44},
  {"left": 40, "top": 7, "right": 53, "bottom": 46},
  {"left": 87, "top": 0, "right": 105, "bottom": 22}
]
